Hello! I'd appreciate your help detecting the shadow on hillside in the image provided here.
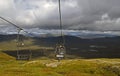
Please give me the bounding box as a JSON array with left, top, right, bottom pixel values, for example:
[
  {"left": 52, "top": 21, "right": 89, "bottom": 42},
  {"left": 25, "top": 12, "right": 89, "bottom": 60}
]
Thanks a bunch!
[
  {"left": 0, "top": 34, "right": 17, "bottom": 42},
  {"left": 66, "top": 50, "right": 120, "bottom": 59},
  {"left": 2, "top": 49, "right": 46, "bottom": 59},
  {"left": 0, "top": 34, "right": 28, "bottom": 42},
  {"left": 2, "top": 48, "right": 120, "bottom": 59}
]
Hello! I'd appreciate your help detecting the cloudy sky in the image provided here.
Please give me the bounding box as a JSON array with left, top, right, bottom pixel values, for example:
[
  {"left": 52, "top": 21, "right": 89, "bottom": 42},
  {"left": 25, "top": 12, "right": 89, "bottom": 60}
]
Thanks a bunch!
[{"left": 0, "top": 0, "right": 120, "bottom": 31}]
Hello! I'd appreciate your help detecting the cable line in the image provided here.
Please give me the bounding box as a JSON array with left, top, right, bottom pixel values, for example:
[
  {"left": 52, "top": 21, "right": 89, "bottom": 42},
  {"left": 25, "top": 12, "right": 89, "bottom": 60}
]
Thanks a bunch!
[
  {"left": 0, "top": 16, "right": 36, "bottom": 37},
  {"left": 0, "top": 16, "right": 23, "bottom": 30},
  {"left": 0, "top": 16, "right": 32, "bottom": 60}
]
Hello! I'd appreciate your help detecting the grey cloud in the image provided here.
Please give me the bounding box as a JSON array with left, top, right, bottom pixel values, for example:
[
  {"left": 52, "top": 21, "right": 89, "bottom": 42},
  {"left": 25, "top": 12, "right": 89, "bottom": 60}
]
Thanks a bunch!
[{"left": 0, "top": 0, "right": 120, "bottom": 31}]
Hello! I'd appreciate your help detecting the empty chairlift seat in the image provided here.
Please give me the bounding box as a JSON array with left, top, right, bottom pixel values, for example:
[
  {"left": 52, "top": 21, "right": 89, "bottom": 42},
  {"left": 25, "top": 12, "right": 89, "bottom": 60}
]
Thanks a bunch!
[
  {"left": 16, "top": 50, "right": 32, "bottom": 60},
  {"left": 55, "top": 44, "right": 66, "bottom": 60}
]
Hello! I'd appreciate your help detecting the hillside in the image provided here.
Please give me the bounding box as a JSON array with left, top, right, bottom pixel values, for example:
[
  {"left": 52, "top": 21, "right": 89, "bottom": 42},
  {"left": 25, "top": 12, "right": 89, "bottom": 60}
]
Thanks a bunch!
[
  {"left": 0, "top": 34, "right": 120, "bottom": 58},
  {"left": 0, "top": 57, "right": 120, "bottom": 76},
  {"left": 0, "top": 34, "right": 120, "bottom": 76}
]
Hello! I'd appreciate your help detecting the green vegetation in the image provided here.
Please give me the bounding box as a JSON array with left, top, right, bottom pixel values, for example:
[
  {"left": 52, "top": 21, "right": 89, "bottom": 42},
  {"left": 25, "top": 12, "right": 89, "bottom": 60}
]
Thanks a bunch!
[
  {"left": 0, "top": 39, "right": 53, "bottom": 51},
  {"left": 0, "top": 52, "right": 119, "bottom": 76},
  {"left": 0, "top": 52, "right": 15, "bottom": 60},
  {"left": 0, "top": 35, "right": 120, "bottom": 76}
]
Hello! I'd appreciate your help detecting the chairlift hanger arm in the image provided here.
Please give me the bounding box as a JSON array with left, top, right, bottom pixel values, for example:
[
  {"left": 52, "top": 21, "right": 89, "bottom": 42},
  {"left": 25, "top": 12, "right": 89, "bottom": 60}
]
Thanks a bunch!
[
  {"left": 58, "top": 0, "right": 65, "bottom": 45},
  {"left": 58, "top": 0, "right": 62, "bottom": 31}
]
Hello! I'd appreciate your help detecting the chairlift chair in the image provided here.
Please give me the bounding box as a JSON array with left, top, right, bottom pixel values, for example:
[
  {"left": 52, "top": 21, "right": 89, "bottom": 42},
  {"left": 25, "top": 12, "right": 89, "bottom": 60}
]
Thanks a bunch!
[{"left": 16, "top": 29, "right": 32, "bottom": 60}]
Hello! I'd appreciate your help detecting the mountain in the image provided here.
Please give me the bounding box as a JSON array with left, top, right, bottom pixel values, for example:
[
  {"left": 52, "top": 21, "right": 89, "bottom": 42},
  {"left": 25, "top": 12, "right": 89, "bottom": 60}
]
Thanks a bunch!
[
  {"left": 0, "top": 27, "right": 119, "bottom": 39},
  {"left": 0, "top": 34, "right": 120, "bottom": 50},
  {"left": 0, "top": 34, "right": 120, "bottom": 58},
  {"left": 32, "top": 35, "right": 120, "bottom": 58},
  {"left": 0, "top": 34, "right": 16, "bottom": 41}
]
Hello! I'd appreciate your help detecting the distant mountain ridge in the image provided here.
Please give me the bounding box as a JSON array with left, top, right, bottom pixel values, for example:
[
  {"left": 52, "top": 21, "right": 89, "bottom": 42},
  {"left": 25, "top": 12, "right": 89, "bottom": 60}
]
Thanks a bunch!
[
  {"left": 0, "top": 34, "right": 120, "bottom": 48},
  {"left": 0, "top": 28, "right": 119, "bottom": 39},
  {"left": 0, "top": 34, "right": 120, "bottom": 58}
]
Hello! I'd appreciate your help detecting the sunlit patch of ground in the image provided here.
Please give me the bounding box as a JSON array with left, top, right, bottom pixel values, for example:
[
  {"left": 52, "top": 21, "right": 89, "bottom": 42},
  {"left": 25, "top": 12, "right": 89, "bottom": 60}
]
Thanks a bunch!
[{"left": 0, "top": 54, "right": 120, "bottom": 76}]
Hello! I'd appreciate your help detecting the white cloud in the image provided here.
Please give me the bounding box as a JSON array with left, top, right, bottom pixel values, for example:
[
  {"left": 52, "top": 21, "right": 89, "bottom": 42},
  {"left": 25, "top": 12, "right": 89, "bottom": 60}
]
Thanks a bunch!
[
  {"left": 94, "top": 13, "right": 120, "bottom": 31},
  {"left": 0, "top": 0, "right": 17, "bottom": 17},
  {"left": 101, "top": 13, "right": 110, "bottom": 20},
  {"left": 0, "top": 0, "right": 13, "bottom": 11}
]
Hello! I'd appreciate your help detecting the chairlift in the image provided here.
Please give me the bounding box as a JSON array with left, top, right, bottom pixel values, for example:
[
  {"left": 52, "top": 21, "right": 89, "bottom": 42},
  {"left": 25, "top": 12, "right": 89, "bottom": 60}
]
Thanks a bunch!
[
  {"left": 0, "top": 0, "right": 66, "bottom": 61},
  {"left": 55, "top": 0, "right": 66, "bottom": 61},
  {"left": 55, "top": 44, "right": 66, "bottom": 61},
  {"left": 16, "top": 29, "right": 32, "bottom": 60},
  {"left": 0, "top": 16, "right": 33, "bottom": 60}
]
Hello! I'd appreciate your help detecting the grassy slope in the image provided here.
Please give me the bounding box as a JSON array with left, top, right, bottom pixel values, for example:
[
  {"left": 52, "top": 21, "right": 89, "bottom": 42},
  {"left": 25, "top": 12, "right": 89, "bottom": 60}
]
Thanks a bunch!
[
  {"left": 0, "top": 39, "right": 53, "bottom": 51},
  {"left": 0, "top": 52, "right": 15, "bottom": 60},
  {"left": 0, "top": 52, "right": 119, "bottom": 76},
  {"left": 0, "top": 36, "right": 120, "bottom": 76}
]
